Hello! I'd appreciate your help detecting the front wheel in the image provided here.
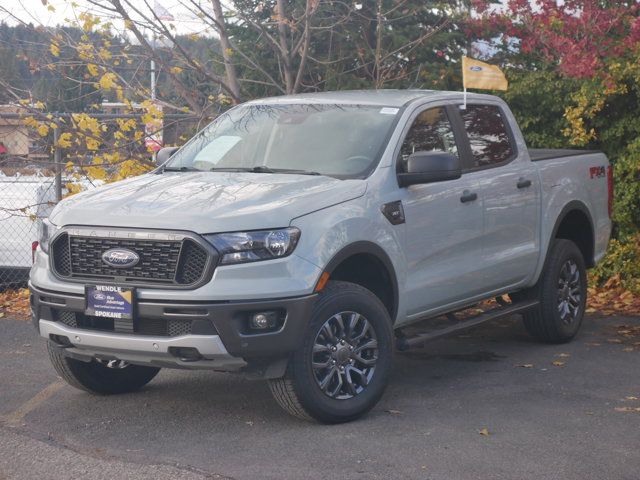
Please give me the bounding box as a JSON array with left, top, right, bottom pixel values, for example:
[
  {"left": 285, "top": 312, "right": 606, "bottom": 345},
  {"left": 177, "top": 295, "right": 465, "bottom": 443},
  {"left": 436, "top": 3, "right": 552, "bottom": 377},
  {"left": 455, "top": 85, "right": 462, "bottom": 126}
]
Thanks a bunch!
[
  {"left": 268, "top": 281, "right": 394, "bottom": 423},
  {"left": 516, "top": 239, "right": 587, "bottom": 344}
]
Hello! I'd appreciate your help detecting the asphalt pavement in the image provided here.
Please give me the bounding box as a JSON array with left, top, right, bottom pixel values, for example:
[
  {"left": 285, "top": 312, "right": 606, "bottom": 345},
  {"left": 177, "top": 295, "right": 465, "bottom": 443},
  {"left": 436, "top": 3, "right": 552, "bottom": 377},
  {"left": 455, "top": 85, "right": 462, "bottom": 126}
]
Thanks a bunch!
[{"left": 1, "top": 313, "right": 639, "bottom": 480}]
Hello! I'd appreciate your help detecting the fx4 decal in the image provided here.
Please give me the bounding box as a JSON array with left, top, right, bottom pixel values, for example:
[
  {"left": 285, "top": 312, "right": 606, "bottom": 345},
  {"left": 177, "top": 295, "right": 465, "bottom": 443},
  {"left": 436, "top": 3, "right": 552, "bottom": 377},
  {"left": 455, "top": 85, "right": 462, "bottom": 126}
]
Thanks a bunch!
[{"left": 589, "top": 166, "right": 606, "bottom": 179}]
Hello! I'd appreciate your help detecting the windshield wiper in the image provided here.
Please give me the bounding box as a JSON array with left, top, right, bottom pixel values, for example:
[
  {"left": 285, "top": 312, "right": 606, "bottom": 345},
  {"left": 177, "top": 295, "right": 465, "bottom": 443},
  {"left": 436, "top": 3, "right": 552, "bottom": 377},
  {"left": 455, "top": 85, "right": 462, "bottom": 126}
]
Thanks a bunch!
[
  {"left": 210, "top": 166, "right": 321, "bottom": 175},
  {"left": 163, "top": 166, "right": 199, "bottom": 172}
]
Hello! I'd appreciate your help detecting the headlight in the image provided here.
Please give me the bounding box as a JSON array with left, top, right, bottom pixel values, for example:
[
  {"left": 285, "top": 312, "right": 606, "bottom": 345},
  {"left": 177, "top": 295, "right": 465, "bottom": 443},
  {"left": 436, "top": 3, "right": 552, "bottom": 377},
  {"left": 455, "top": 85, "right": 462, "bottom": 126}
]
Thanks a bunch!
[
  {"left": 204, "top": 227, "right": 301, "bottom": 265},
  {"left": 38, "top": 218, "right": 54, "bottom": 254}
]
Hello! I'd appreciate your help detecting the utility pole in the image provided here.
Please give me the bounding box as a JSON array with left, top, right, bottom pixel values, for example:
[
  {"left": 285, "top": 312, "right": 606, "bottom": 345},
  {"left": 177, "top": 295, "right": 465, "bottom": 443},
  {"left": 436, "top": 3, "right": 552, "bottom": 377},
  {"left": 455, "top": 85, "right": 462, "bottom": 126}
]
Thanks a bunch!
[
  {"left": 150, "top": 34, "right": 157, "bottom": 161},
  {"left": 53, "top": 127, "right": 62, "bottom": 202}
]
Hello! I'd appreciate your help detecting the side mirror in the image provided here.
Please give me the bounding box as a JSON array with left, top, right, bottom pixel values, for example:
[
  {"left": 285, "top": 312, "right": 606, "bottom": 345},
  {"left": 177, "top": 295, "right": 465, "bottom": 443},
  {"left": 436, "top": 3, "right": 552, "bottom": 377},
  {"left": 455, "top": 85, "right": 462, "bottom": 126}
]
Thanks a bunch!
[
  {"left": 156, "top": 146, "right": 180, "bottom": 165},
  {"left": 397, "top": 151, "right": 461, "bottom": 187}
]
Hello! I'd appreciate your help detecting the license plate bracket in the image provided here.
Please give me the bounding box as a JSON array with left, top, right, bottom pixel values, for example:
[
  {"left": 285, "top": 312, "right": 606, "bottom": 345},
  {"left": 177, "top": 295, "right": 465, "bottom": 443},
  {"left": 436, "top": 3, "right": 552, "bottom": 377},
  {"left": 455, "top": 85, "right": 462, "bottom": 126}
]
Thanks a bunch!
[{"left": 85, "top": 285, "right": 135, "bottom": 321}]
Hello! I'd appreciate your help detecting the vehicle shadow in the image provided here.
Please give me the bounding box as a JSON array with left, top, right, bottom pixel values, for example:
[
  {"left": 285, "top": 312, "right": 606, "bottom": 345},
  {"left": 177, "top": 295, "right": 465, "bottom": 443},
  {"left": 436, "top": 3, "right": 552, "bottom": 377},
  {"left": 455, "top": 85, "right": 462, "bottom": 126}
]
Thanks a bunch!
[{"left": 33, "top": 316, "right": 541, "bottom": 429}]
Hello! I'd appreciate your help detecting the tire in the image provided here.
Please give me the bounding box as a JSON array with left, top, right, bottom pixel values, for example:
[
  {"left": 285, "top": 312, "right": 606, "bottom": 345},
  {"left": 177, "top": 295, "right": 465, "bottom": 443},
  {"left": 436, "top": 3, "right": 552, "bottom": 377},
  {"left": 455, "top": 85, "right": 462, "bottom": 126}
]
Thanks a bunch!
[
  {"left": 47, "top": 342, "right": 160, "bottom": 395},
  {"left": 268, "top": 280, "right": 394, "bottom": 423},
  {"left": 514, "top": 239, "right": 587, "bottom": 344}
]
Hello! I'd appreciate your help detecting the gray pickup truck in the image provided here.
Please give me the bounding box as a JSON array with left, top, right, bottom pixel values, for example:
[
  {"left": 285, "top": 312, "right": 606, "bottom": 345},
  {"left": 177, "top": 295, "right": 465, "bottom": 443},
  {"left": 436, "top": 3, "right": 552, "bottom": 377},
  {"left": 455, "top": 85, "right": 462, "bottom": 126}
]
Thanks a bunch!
[{"left": 30, "top": 90, "right": 612, "bottom": 423}]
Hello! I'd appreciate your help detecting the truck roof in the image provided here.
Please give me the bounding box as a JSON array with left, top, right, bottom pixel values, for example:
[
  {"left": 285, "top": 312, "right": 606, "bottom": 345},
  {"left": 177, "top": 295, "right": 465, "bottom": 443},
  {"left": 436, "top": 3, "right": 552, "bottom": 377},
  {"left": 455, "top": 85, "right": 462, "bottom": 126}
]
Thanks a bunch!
[{"left": 246, "top": 89, "right": 500, "bottom": 108}]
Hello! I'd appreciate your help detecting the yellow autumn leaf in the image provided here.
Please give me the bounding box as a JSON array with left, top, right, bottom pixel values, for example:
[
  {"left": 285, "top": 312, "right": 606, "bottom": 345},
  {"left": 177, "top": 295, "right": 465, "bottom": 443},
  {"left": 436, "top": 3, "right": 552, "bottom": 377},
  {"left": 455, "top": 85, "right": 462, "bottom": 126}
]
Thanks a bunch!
[
  {"left": 77, "top": 43, "right": 94, "bottom": 61},
  {"left": 37, "top": 124, "right": 49, "bottom": 137},
  {"left": 98, "top": 72, "right": 117, "bottom": 90},
  {"left": 478, "top": 428, "right": 490, "bottom": 436},
  {"left": 98, "top": 47, "right": 112, "bottom": 61},
  {"left": 86, "top": 166, "right": 107, "bottom": 180},
  {"left": 170, "top": 66, "right": 183, "bottom": 74},
  {"left": 56, "top": 132, "right": 73, "bottom": 148},
  {"left": 87, "top": 63, "right": 99, "bottom": 76},
  {"left": 86, "top": 137, "right": 100, "bottom": 151},
  {"left": 50, "top": 42, "right": 60, "bottom": 57}
]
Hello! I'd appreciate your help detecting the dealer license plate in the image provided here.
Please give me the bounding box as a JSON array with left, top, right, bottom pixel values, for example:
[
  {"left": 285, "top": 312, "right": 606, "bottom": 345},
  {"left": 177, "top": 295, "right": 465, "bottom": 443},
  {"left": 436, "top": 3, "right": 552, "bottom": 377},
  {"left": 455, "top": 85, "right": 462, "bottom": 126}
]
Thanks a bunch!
[{"left": 85, "top": 285, "right": 134, "bottom": 320}]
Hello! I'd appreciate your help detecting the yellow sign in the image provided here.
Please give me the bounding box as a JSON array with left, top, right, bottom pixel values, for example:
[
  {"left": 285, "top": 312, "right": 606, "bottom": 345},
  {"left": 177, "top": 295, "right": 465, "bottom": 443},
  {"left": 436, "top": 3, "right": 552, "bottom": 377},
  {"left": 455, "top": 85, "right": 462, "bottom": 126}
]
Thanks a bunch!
[{"left": 462, "top": 56, "right": 508, "bottom": 91}]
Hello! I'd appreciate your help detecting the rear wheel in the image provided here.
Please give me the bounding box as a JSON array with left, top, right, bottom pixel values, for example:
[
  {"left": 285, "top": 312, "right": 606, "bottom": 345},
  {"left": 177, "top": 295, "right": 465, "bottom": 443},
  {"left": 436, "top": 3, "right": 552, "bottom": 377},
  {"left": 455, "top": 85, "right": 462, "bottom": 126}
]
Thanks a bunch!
[
  {"left": 514, "top": 239, "right": 587, "bottom": 343},
  {"left": 47, "top": 342, "right": 160, "bottom": 394},
  {"left": 268, "top": 281, "right": 393, "bottom": 423}
]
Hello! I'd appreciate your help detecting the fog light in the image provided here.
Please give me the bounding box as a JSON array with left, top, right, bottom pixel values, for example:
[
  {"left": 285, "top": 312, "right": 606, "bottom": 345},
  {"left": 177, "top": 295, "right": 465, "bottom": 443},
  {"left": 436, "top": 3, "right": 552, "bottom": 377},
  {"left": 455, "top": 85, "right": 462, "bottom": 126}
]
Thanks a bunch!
[
  {"left": 250, "top": 311, "right": 278, "bottom": 330},
  {"left": 50, "top": 334, "right": 72, "bottom": 348},
  {"left": 169, "top": 347, "right": 202, "bottom": 362}
]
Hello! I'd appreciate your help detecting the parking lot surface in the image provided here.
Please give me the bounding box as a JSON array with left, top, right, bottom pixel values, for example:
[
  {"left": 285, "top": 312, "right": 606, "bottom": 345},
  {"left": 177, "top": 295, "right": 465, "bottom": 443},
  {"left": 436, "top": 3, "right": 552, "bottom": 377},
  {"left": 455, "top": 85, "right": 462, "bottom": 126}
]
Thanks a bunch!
[{"left": 1, "top": 314, "right": 639, "bottom": 480}]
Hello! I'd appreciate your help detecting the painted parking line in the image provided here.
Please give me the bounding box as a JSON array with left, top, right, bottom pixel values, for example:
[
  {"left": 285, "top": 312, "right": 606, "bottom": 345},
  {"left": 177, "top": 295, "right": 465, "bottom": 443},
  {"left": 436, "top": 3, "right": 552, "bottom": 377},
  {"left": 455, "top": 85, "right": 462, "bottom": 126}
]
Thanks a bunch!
[{"left": 1, "top": 381, "right": 64, "bottom": 427}]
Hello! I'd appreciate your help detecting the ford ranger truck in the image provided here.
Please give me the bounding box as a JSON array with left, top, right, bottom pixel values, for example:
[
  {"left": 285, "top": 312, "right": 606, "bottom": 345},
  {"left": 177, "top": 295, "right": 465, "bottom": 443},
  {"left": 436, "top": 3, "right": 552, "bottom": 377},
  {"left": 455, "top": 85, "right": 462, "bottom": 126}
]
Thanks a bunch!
[{"left": 30, "top": 90, "right": 612, "bottom": 423}]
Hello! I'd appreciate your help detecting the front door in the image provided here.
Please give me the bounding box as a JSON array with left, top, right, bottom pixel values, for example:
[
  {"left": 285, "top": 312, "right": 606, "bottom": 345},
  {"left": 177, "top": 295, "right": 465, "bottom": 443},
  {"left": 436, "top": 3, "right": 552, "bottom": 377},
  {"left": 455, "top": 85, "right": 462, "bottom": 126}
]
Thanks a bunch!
[{"left": 398, "top": 106, "right": 485, "bottom": 320}]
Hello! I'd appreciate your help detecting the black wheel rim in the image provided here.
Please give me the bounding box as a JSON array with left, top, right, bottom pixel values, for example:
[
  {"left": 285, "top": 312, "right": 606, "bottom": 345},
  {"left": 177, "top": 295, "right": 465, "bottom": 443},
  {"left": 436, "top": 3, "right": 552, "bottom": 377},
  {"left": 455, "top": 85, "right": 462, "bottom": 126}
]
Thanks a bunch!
[
  {"left": 557, "top": 259, "right": 582, "bottom": 324},
  {"left": 311, "top": 311, "right": 378, "bottom": 400}
]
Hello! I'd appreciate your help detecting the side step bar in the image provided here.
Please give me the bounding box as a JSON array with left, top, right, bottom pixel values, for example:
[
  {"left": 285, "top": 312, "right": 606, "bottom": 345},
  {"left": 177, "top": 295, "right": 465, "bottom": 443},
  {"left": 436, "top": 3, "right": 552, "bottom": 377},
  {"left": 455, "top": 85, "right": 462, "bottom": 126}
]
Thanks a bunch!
[{"left": 396, "top": 299, "right": 539, "bottom": 351}]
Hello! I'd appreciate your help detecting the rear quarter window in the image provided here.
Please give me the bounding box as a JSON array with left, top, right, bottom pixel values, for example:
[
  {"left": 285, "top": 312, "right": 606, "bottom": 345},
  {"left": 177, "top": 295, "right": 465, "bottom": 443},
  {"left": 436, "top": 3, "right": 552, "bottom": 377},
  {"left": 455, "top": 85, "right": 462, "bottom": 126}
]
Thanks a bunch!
[{"left": 460, "top": 105, "right": 514, "bottom": 168}]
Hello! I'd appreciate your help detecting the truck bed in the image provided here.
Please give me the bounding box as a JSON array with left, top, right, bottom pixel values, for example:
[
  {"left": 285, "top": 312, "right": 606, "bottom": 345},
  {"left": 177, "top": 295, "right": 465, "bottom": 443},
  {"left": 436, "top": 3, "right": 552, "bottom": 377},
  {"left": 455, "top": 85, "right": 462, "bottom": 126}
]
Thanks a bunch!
[{"left": 529, "top": 148, "right": 601, "bottom": 162}]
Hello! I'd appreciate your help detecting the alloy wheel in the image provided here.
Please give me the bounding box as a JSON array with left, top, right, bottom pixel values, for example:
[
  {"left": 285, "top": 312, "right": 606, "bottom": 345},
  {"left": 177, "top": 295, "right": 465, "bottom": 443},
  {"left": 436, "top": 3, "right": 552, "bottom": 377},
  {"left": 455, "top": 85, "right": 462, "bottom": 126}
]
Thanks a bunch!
[
  {"left": 311, "top": 311, "right": 379, "bottom": 400},
  {"left": 557, "top": 259, "right": 582, "bottom": 324}
]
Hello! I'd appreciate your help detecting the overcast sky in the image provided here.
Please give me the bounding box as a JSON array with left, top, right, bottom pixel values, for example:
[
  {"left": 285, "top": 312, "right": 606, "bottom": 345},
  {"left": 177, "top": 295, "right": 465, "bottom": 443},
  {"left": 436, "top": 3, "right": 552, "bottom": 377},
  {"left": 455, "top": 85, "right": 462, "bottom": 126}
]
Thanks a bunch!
[{"left": 4, "top": 0, "right": 210, "bottom": 35}]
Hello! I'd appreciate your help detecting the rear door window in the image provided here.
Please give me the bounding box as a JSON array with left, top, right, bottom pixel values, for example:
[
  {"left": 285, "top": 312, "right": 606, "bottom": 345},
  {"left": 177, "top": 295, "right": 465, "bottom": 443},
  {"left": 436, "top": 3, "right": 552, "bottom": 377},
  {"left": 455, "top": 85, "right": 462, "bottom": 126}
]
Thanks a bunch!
[{"left": 460, "top": 105, "right": 514, "bottom": 168}]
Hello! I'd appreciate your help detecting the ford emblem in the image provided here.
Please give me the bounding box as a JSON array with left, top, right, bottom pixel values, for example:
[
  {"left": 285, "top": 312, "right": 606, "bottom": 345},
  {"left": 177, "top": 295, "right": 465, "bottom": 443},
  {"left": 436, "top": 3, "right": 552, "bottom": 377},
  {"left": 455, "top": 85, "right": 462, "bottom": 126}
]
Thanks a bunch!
[{"left": 101, "top": 248, "right": 140, "bottom": 268}]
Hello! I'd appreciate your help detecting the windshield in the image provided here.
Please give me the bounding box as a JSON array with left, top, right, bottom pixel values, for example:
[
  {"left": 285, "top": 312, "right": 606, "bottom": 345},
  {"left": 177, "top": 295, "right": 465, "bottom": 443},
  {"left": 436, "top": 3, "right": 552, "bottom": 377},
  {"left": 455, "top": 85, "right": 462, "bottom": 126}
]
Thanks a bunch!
[{"left": 165, "top": 103, "right": 399, "bottom": 178}]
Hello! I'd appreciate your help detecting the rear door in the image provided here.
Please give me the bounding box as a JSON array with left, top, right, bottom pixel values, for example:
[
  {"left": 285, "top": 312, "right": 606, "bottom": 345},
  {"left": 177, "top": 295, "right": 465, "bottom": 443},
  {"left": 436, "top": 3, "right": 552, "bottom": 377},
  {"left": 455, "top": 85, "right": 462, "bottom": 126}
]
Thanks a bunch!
[
  {"left": 456, "top": 104, "right": 541, "bottom": 290},
  {"left": 398, "top": 105, "right": 484, "bottom": 319}
]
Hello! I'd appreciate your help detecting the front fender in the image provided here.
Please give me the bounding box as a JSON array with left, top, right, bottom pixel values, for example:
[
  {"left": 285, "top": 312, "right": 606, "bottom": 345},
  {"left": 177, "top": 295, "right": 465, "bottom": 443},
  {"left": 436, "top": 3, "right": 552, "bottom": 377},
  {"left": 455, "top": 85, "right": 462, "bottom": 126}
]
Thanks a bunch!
[{"left": 290, "top": 197, "right": 407, "bottom": 323}]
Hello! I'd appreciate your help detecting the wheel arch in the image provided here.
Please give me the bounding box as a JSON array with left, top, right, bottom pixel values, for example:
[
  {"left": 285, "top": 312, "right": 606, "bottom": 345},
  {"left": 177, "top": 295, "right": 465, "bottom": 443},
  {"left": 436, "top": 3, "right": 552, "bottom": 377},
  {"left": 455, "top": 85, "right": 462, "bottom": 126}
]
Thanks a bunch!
[
  {"left": 550, "top": 200, "right": 595, "bottom": 268},
  {"left": 321, "top": 241, "right": 399, "bottom": 323}
]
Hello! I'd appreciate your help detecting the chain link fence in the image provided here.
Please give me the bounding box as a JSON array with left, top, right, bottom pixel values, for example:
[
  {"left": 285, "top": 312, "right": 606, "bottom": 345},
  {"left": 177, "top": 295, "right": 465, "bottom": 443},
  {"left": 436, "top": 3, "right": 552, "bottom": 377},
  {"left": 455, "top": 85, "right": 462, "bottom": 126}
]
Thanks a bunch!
[{"left": 0, "top": 111, "right": 205, "bottom": 289}]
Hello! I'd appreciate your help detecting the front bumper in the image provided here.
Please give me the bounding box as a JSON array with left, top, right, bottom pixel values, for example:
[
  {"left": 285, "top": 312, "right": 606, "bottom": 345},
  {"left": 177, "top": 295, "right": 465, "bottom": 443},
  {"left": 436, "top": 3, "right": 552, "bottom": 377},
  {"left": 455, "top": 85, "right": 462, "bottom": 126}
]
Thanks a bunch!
[
  {"left": 41, "top": 320, "right": 245, "bottom": 370},
  {"left": 30, "top": 283, "right": 317, "bottom": 371}
]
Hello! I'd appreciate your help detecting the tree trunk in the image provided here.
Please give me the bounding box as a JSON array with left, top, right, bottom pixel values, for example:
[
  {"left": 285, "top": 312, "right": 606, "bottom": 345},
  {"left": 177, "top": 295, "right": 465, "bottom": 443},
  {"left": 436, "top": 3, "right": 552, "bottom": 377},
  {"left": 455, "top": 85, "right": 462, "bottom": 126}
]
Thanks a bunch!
[
  {"left": 276, "top": 0, "right": 293, "bottom": 93},
  {"left": 210, "top": 0, "right": 242, "bottom": 102}
]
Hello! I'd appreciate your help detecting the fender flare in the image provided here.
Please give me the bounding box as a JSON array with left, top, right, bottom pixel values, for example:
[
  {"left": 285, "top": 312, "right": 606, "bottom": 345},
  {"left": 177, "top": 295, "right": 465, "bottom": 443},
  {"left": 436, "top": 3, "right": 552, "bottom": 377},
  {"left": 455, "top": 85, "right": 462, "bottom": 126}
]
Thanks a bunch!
[
  {"left": 549, "top": 200, "right": 595, "bottom": 266},
  {"left": 323, "top": 241, "right": 399, "bottom": 321}
]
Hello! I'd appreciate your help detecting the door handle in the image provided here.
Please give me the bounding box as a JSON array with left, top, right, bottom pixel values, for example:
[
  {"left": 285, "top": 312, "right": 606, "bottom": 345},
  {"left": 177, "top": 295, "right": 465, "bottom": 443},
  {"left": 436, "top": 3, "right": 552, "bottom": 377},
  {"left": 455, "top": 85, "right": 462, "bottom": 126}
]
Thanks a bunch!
[
  {"left": 517, "top": 177, "right": 532, "bottom": 189},
  {"left": 460, "top": 190, "right": 478, "bottom": 203}
]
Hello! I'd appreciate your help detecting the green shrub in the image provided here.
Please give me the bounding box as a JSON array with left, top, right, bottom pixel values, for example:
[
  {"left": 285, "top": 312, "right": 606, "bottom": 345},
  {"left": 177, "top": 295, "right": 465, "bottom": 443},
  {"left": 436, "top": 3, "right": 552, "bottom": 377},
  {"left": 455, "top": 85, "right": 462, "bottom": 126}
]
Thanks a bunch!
[{"left": 591, "top": 234, "right": 640, "bottom": 294}]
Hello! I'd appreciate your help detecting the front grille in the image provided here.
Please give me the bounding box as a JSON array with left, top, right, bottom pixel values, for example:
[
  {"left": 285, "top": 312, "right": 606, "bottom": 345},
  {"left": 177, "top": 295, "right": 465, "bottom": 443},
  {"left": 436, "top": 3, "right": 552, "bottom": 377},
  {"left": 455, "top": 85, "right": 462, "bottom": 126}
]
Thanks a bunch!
[
  {"left": 176, "top": 240, "right": 209, "bottom": 284},
  {"left": 53, "top": 310, "right": 215, "bottom": 337},
  {"left": 51, "top": 232, "right": 213, "bottom": 286},
  {"left": 55, "top": 311, "right": 114, "bottom": 332},
  {"left": 57, "top": 310, "right": 77, "bottom": 328},
  {"left": 137, "top": 318, "right": 194, "bottom": 337}
]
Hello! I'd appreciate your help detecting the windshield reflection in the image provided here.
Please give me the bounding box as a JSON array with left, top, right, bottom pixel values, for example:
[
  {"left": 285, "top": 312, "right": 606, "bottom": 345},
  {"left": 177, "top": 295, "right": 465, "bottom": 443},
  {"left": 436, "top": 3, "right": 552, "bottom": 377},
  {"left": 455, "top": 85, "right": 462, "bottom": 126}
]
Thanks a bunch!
[{"left": 165, "top": 104, "right": 398, "bottom": 178}]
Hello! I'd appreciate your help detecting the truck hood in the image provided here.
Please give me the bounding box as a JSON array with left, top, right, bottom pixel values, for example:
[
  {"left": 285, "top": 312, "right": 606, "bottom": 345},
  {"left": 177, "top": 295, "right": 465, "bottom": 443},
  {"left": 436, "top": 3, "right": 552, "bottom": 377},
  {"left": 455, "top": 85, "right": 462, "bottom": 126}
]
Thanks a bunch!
[{"left": 49, "top": 172, "right": 366, "bottom": 232}]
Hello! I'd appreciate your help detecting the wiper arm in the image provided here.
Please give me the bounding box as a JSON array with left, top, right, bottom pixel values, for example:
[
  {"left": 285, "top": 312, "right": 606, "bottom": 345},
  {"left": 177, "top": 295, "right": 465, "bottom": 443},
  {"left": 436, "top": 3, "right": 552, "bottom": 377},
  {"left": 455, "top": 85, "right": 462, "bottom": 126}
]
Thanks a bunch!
[
  {"left": 280, "top": 169, "right": 321, "bottom": 176},
  {"left": 210, "top": 166, "right": 321, "bottom": 175},
  {"left": 163, "top": 166, "right": 199, "bottom": 172},
  {"left": 209, "top": 166, "right": 274, "bottom": 173}
]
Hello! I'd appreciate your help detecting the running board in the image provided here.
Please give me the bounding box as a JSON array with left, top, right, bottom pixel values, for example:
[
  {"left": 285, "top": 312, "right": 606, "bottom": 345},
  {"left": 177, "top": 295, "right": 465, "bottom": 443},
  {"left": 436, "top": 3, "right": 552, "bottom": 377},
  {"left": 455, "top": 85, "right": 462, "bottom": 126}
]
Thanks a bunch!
[{"left": 396, "top": 299, "right": 539, "bottom": 351}]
